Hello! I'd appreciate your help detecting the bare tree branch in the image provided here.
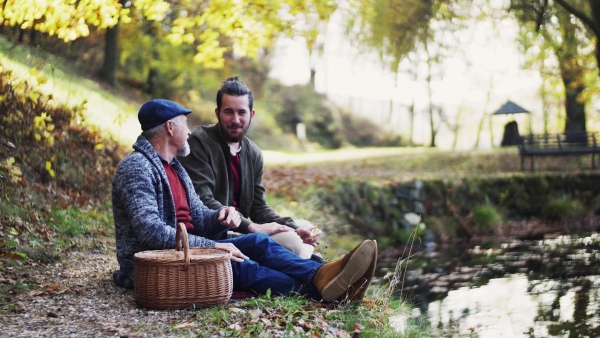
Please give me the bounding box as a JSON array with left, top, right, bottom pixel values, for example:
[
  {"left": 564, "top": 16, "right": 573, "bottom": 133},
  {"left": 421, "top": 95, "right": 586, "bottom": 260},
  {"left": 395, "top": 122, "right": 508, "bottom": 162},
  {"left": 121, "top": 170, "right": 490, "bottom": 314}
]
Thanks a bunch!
[{"left": 554, "top": 0, "right": 600, "bottom": 37}]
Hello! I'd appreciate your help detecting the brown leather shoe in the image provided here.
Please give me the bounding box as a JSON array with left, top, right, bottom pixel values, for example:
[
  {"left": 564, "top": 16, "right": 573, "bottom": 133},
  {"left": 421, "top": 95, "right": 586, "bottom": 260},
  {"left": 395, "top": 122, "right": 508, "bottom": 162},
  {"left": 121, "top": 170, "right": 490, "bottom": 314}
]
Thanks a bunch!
[
  {"left": 339, "top": 240, "right": 378, "bottom": 302},
  {"left": 312, "top": 240, "right": 376, "bottom": 302}
]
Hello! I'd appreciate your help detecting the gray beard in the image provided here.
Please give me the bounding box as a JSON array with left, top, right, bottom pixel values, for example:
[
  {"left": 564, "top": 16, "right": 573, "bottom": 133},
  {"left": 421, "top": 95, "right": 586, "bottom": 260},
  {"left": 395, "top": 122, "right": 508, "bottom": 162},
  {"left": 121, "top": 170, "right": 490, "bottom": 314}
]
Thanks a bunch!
[{"left": 177, "top": 141, "right": 190, "bottom": 157}]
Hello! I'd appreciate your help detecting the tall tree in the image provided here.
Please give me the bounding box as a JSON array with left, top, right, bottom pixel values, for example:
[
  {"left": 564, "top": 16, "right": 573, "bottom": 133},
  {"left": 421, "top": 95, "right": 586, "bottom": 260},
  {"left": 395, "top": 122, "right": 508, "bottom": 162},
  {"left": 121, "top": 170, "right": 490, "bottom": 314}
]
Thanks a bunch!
[
  {"left": 510, "top": 0, "right": 597, "bottom": 133},
  {"left": 552, "top": 0, "right": 600, "bottom": 74}
]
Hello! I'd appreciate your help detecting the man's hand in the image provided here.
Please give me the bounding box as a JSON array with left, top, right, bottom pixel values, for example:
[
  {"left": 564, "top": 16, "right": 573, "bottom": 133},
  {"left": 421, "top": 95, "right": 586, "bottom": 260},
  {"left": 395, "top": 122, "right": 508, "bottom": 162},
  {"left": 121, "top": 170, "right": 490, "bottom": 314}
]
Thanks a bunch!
[
  {"left": 295, "top": 223, "right": 322, "bottom": 247},
  {"left": 248, "top": 222, "right": 293, "bottom": 235},
  {"left": 214, "top": 242, "right": 248, "bottom": 262},
  {"left": 218, "top": 207, "right": 241, "bottom": 229}
]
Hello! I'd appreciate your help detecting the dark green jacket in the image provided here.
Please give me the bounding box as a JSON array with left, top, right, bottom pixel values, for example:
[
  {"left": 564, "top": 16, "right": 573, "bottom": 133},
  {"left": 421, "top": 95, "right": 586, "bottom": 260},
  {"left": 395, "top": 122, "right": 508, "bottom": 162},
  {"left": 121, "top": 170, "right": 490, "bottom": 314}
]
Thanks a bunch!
[{"left": 179, "top": 124, "right": 297, "bottom": 239}]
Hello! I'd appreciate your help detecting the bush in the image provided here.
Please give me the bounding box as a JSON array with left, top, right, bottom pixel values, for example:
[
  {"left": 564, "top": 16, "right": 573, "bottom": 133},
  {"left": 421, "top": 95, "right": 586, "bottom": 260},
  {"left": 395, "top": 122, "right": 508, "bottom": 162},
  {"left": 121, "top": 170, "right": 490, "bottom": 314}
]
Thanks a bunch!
[
  {"left": 472, "top": 204, "right": 503, "bottom": 233},
  {"left": 591, "top": 194, "right": 600, "bottom": 214},
  {"left": 339, "top": 110, "right": 402, "bottom": 147},
  {"left": 543, "top": 197, "right": 586, "bottom": 220}
]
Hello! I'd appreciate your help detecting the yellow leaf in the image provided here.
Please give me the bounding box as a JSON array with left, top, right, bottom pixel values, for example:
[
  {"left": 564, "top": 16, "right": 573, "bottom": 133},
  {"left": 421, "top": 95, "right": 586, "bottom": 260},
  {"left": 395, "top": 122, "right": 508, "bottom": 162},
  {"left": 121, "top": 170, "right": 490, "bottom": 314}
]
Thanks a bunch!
[
  {"left": 45, "top": 161, "right": 55, "bottom": 178},
  {"left": 37, "top": 75, "right": 49, "bottom": 85},
  {"left": 94, "top": 143, "right": 104, "bottom": 151},
  {"left": 10, "top": 166, "right": 22, "bottom": 177}
]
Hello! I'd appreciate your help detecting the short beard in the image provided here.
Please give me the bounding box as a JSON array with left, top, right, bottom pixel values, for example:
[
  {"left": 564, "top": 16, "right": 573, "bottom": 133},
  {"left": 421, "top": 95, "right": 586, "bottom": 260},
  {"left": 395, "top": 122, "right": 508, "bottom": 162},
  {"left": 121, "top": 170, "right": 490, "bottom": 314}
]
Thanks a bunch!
[
  {"left": 218, "top": 117, "right": 252, "bottom": 143},
  {"left": 177, "top": 141, "right": 190, "bottom": 157}
]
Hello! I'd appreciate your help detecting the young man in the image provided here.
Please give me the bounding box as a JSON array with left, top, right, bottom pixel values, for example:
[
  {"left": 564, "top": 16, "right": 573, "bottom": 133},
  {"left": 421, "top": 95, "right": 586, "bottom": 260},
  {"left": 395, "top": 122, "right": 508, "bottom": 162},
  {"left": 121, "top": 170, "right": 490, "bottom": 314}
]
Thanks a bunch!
[
  {"left": 112, "top": 99, "right": 377, "bottom": 302},
  {"left": 179, "top": 77, "right": 319, "bottom": 259}
]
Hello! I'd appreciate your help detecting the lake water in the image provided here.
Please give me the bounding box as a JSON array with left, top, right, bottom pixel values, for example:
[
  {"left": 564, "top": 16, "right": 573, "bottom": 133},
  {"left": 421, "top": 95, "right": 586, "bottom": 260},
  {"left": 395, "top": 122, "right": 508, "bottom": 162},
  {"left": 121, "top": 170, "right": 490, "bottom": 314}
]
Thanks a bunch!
[{"left": 382, "top": 232, "right": 600, "bottom": 337}]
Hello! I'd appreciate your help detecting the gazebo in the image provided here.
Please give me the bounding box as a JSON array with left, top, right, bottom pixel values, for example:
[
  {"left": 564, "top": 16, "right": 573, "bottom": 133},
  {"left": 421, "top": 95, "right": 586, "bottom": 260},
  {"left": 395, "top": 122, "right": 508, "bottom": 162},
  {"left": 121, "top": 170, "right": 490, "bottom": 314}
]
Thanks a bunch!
[{"left": 491, "top": 100, "right": 532, "bottom": 146}]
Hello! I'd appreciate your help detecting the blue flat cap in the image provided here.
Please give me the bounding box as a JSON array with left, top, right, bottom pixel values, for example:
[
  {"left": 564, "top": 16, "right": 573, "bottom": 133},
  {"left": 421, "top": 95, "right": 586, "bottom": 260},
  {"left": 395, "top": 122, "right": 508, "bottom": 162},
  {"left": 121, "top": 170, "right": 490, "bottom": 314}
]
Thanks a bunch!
[{"left": 138, "top": 99, "right": 192, "bottom": 131}]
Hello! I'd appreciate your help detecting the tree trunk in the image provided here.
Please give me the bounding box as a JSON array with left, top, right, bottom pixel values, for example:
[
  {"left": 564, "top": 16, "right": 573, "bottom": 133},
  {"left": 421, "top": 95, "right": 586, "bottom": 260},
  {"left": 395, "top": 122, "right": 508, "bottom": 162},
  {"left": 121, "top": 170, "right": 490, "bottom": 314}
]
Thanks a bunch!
[
  {"left": 452, "top": 108, "right": 462, "bottom": 150},
  {"left": 474, "top": 114, "right": 486, "bottom": 149},
  {"left": 100, "top": 0, "right": 127, "bottom": 87},
  {"left": 563, "top": 80, "right": 586, "bottom": 133},
  {"left": 556, "top": 32, "right": 587, "bottom": 132},
  {"left": 145, "top": 66, "right": 158, "bottom": 96},
  {"left": 589, "top": 0, "right": 600, "bottom": 73},
  {"left": 541, "top": 83, "right": 549, "bottom": 135},
  {"left": 309, "top": 68, "right": 316, "bottom": 88},
  {"left": 100, "top": 22, "right": 120, "bottom": 87},
  {"left": 423, "top": 35, "right": 437, "bottom": 147},
  {"left": 474, "top": 77, "right": 493, "bottom": 149},
  {"left": 408, "top": 99, "right": 415, "bottom": 147},
  {"left": 29, "top": 29, "right": 36, "bottom": 45},
  {"left": 554, "top": 7, "right": 587, "bottom": 133},
  {"left": 387, "top": 70, "right": 399, "bottom": 125},
  {"left": 489, "top": 113, "right": 495, "bottom": 148}
]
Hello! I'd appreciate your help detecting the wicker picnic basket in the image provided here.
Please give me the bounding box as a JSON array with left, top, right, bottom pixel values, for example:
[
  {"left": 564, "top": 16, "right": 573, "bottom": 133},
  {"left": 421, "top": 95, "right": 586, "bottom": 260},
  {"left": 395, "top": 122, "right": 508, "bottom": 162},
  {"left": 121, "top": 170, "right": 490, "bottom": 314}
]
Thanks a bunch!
[{"left": 133, "top": 223, "right": 233, "bottom": 310}]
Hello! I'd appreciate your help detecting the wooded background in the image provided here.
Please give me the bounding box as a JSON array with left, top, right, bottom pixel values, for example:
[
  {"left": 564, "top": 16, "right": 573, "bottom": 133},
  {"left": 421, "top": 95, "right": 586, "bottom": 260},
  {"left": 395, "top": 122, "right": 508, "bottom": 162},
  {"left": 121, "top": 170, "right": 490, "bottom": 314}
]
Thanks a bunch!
[{"left": 1, "top": 0, "right": 599, "bottom": 150}]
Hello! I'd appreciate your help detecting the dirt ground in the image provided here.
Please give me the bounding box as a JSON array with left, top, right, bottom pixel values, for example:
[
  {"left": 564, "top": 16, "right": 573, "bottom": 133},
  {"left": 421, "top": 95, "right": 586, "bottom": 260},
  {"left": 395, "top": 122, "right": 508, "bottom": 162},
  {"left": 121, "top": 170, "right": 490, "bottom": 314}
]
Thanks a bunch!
[{"left": 1, "top": 251, "right": 207, "bottom": 337}]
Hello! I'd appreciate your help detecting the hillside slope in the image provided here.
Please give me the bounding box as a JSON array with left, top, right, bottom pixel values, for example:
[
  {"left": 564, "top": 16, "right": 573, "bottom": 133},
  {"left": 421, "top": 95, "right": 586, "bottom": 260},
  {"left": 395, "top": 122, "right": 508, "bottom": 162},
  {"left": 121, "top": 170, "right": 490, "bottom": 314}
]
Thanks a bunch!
[{"left": 0, "top": 36, "right": 144, "bottom": 146}]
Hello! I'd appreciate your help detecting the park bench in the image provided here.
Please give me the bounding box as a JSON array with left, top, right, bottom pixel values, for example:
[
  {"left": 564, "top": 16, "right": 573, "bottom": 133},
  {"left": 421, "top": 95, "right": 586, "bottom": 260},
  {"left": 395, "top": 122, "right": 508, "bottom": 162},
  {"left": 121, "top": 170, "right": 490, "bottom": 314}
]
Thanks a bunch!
[{"left": 519, "top": 132, "right": 600, "bottom": 172}]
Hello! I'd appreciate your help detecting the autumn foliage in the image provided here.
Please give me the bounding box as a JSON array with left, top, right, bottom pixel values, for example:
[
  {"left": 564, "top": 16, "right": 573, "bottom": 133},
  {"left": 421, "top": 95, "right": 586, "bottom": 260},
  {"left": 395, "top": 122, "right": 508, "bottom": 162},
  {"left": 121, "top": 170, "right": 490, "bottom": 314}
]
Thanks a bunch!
[{"left": 0, "top": 63, "right": 127, "bottom": 258}]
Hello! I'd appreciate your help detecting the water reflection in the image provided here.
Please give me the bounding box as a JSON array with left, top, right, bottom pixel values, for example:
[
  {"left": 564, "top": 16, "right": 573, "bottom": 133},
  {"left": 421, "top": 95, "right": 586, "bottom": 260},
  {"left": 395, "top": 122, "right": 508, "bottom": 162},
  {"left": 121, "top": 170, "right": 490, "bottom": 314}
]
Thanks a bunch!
[
  {"left": 382, "top": 232, "right": 600, "bottom": 336},
  {"left": 429, "top": 274, "right": 536, "bottom": 336}
]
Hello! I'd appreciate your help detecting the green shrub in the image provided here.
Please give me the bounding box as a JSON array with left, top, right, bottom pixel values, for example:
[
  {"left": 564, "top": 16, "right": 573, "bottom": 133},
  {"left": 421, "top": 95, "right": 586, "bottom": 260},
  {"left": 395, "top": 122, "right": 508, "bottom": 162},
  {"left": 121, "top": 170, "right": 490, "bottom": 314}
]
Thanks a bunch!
[
  {"left": 472, "top": 204, "right": 503, "bottom": 233},
  {"left": 543, "top": 197, "right": 586, "bottom": 220},
  {"left": 591, "top": 194, "right": 600, "bottom": 214}
]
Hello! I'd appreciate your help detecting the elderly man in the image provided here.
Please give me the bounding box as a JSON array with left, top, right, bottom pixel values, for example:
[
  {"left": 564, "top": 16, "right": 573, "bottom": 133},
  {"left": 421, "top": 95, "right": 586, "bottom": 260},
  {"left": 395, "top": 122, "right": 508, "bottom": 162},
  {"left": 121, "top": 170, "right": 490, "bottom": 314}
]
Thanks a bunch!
[{"left": 111, "top": 99, "right": 377, "bottom": 302}]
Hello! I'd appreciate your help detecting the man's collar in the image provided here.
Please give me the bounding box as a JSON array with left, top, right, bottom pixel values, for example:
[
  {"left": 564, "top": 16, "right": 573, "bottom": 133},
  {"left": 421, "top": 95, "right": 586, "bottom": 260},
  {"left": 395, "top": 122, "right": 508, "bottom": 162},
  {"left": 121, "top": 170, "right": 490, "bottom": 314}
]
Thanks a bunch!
[{"left": 157, "top": 153, "right": 170, "bottom": 164}]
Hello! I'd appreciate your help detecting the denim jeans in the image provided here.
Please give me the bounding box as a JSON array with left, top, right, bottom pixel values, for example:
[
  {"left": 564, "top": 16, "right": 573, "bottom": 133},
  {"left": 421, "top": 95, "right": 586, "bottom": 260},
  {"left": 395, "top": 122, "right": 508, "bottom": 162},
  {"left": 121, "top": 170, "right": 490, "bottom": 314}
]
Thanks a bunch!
[{"left": 217, "top": 232, "right": 323, "bottom": 299}]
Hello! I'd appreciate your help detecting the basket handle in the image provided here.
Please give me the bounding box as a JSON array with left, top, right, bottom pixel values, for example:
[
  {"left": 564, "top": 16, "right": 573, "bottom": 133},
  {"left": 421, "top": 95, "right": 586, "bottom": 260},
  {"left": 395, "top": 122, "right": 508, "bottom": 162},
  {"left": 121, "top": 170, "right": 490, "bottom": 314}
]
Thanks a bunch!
[{"left": 175, "top": 222, "right": 191, "bottom": 271}]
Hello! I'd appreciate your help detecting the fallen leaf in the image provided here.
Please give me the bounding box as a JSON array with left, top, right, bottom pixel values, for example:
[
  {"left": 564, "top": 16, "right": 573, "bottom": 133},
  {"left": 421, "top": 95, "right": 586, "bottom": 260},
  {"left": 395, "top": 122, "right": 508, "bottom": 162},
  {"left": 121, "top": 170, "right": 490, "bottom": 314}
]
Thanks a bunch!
[
  {"left": 230, "top": 307, "right": 246, "bottom": 313},
  {"left": 228, "top": 323, "right": 242, "bottom": 331},
  {"left": 173, "top": 322, "right": 197, "bottom": 329},
  {"left": 105, "top": 326, "right": 119, "bottom": 333},
  {"left": 353, "top": 322, "right": 364, "bottom": 337},
  {"left": 47, "top": 312, "right": 59, "bottom": 318},
  {"left": 18, "top": 178, "right": 27, "bottom": 187},
  {"left": 5, "top": 141, "right": 15, "bottom": 148},
  {"left": 260, "top": 317, "right": 271, "bottom": 327},
  {"left": 249, "top": 308, "right": 261, "bottom": 320},
  {"left": 12, "top": 301, "right": 26, "bottom": 313},
  {"left": 28, "top": 290, "right": 46, "bottom": 297},
  {"left": 326, "top": 309, "right": 341, "bottom": 317}
]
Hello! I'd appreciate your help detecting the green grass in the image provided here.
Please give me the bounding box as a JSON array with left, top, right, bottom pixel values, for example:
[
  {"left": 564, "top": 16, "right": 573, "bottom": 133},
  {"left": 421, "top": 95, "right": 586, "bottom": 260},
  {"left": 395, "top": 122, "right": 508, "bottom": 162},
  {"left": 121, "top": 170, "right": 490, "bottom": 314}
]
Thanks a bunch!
[
  {"left": 48, "top": 206, "right": 112, "bottom": 236},
  {"left": 157, "top": 291, "right": 425, "bottom": 337}
]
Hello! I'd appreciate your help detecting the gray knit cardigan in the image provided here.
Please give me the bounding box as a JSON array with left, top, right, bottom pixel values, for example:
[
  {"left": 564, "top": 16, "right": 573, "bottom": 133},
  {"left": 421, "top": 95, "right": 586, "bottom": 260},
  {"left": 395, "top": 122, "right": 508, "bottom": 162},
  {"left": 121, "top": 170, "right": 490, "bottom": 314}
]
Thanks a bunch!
[{"left": 112, "top": 135, "right": 228, "bottom": 288}]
